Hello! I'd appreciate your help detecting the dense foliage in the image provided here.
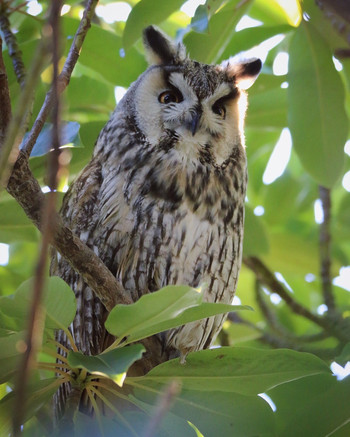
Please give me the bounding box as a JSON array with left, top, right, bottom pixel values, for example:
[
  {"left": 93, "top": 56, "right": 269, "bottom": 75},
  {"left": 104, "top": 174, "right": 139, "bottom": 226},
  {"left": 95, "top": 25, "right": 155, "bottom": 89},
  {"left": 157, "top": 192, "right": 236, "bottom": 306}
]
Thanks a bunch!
[{"left": 0, "top": 0, "right": 349, "bottom": 435}]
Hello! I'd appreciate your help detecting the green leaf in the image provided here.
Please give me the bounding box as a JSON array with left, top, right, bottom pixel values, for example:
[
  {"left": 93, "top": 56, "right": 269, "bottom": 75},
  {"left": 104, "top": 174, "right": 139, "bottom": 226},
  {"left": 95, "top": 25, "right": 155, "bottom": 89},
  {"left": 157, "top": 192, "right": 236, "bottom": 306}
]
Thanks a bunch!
[
  {"left": 249, "top": 0, "right": 300, "bottom": 26},
  {"left": 63, "top": 17, "right": 147, "bottom": 87},
  {"left": 288, "top": 20, "right": 349, "bottom": 187},
  {"left": 0, "top": 378, "right": 59, "bottom": 436},
  {"left": 0, "top": 276, "right": 76, "bottom": 331},
  {"left": 123, "top": 0, "right": 185, "bottom": 50},
  {"left": 105, "top": 285, "right": 250, "bottom": 344},
  {"left": 243, "top": 205, "right": 269, "bottom": 256},
  {"left": 0, "top": 195, "right": 38, "bottom": 244},
  {"left": 68, "top": 344, "right": 145, "bottom": 386},
  {"left": 220, "top": 24, "right": 293, "bottom": 61},
  {"left": 132, "top": 385, "right": 275, "bottom": 436},
  {"left": 0, "top": 355, "right": 20, "bottom": 383},
  {"left": 268, "top": 374, "right": 350, "bottom": 437},
  {"left": 131, "top": 347, "right": 330, "bottom": 396},
  {"left": 184, "top": 0, "right": 254, "bottom": 64},
  {"left": 246, "top": 86, "right": 288, "bottom": 128},
  {"left": 0, "top": 330, "right": 26, "bottom": 359}
]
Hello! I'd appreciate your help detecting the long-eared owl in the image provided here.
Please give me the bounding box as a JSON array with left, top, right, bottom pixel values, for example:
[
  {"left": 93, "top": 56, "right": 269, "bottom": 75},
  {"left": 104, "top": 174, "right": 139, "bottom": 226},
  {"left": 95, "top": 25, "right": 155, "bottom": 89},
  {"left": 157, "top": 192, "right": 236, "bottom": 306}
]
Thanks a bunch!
[{"left": 52, "top": 26, "right": 261, "bottom": 380}]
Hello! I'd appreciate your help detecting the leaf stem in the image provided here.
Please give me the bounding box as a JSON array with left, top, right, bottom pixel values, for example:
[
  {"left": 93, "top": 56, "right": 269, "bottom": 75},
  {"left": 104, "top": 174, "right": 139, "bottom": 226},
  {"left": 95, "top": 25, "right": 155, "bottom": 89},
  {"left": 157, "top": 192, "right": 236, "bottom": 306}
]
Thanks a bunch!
[{"left": 88, "top": 385, "right": 139, "bottom": 436}]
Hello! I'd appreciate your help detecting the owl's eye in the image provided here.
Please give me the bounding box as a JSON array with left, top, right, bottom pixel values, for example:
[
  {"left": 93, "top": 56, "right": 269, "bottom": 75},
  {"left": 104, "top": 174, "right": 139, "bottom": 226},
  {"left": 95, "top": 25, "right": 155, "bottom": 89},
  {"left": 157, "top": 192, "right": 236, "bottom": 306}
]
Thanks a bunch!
[
  {"left": 158, "top": 90, "right": 182, "bottom": 104},
  {"left": 212, "top": 103, "right": 226, "bottom": 119}
]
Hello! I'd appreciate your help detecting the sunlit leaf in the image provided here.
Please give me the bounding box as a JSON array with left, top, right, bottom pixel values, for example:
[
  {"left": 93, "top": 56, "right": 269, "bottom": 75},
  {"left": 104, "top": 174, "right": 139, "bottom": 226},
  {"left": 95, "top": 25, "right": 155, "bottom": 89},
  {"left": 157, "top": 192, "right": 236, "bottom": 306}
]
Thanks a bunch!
[
  {"left": 288, "top": 20, "right": 349, "bottom": 187},
  {"left": 105, "top": 286, "right": 250, "bottom": 344},
  {"left": 220, "top": 24, "right": 293, "bottom": 61},
  {"left": 249, "top": 0, "right": 300, "bottom": 26},
  {"left": 123, "top": 0, "right": 185, "bottom": 50}
]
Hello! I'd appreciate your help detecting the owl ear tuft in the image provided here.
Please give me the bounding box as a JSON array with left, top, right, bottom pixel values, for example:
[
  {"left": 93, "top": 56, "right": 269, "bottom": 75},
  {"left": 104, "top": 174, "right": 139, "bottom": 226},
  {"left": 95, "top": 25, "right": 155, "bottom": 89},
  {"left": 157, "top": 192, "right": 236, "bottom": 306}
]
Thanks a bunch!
[
  {"left": 224, "top": 58, "right": 262, "bottom": 90},
  {"left": 143, "top": 26, "right": 186, "bottom": 66}
]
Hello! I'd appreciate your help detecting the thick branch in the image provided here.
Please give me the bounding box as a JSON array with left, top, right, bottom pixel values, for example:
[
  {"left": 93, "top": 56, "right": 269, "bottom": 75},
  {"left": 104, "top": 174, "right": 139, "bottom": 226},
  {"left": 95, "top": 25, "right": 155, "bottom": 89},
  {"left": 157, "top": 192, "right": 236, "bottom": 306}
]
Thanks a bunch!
[
  {"left": 319, "top": 186, "right": 335, "bottom": 311},
  {"left": 21, "top": 0, "right": 99, "bottom": 158},
  {"left": 0, "top": 36, "right": 11, "bottom": 146},
  {"left": 7, "top": 151, "right": 131, "bottom": 311}
]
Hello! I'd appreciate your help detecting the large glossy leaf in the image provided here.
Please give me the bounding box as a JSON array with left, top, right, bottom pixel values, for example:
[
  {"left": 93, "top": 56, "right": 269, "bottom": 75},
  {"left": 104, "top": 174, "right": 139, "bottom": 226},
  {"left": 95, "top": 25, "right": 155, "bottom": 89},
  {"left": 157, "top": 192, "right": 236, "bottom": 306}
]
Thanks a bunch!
[
  {"left": 243, "top": 205, "right": 269, "bottom": 256},
  {"left": 0, "top": 276, "right": 76, "bottom": 331},
  {"left": 184, "top": 0, "right": 254, "bottom": 63},
  {"left": 105, "top": 285, "right": 250, "bottom": 345},
  {"left": 268, "top": 374, "right": 350, "bottom": 437},
  {"left": 133, "top": 386, "right": 276, "bottom": 437},
  {"left": 68, "top": 345, "right": 145, "bottom": 385},
  {"left": 288, "top": 20, "right": 349, "bottom": 187},
  {"left": 129, "top": 347, "right": 330, "bottom": 395},
  {"left": 123, "top": 0, "right": 185, "bottom": 50}
]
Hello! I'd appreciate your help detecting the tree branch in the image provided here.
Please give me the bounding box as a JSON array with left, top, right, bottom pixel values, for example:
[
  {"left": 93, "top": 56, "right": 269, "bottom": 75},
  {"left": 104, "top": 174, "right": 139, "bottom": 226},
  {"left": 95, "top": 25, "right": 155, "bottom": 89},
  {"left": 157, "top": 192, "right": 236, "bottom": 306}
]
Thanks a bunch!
[
  {"left": 7, "top": 151, "right": 131, "bottom": 310},
  {"left": 243, "top": 256, "right": 326, "bottom": 327},
  {"left": 21, "top": 0, "right": 99, "bottom": 158},
  {"left": 318, "top": 186, "right": 335, "bottom": 311}
]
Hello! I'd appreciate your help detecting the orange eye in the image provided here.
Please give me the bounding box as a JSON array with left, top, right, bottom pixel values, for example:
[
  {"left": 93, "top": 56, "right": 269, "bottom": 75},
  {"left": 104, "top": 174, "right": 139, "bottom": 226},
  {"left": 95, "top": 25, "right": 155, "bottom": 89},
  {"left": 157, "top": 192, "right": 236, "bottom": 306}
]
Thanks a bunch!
[
  {"left": 212, "top": 103, "right": 226, "bottom": 119},
  {"left": 158, "top": 90, "right": 182, "bottom": 104}
]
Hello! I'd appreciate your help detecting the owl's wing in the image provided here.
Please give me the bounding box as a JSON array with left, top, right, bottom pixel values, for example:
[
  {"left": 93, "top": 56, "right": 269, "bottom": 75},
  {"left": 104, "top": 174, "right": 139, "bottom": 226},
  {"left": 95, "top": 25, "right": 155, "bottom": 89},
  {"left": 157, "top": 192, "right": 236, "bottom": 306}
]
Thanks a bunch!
[{"left": 51, "top": 157, "right": 111, "bottom": 356}]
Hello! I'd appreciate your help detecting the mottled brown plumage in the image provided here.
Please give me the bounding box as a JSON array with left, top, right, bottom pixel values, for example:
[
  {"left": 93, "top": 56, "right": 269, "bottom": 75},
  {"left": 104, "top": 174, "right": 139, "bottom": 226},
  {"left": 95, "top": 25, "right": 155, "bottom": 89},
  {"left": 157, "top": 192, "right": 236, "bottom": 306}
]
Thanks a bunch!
[{"left": 51, "top": 26, "right": 261, "bottom": 417}]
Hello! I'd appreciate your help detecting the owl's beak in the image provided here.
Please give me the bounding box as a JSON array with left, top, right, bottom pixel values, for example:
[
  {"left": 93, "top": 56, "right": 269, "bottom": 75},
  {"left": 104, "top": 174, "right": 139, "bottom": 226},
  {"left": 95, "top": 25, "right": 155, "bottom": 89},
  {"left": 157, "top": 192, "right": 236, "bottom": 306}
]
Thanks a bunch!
[{"left": 189, "top": 110, "right": 202, "bottom": 136}]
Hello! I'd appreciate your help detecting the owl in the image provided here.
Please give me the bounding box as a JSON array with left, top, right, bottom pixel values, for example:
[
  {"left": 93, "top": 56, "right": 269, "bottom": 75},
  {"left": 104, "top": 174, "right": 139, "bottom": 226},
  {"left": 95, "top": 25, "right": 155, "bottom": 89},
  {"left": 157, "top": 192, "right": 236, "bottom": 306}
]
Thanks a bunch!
[{"left": 51, "top": 26, "right": 261, "bottom": 414}]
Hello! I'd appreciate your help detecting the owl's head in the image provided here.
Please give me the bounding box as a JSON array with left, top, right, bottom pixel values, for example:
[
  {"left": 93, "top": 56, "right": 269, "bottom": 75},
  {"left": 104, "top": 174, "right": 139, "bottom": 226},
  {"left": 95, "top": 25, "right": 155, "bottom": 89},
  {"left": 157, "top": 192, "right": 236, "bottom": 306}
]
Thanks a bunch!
[{"left": 123, "top": 26, "right": 261, "bottom": 167}]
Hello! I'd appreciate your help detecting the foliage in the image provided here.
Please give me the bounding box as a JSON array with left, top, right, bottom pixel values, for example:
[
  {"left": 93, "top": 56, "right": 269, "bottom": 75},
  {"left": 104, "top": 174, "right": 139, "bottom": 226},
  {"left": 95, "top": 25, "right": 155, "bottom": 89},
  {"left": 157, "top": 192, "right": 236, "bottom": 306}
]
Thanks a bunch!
[{"left": 0, "top": 0, "right": 349, "bottom": 435}]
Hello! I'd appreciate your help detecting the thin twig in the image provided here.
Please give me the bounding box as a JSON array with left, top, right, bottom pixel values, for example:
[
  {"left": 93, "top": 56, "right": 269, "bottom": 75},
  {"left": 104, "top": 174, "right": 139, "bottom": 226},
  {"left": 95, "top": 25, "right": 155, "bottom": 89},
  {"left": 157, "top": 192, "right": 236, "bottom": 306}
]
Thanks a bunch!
[
  {"left": 143, "top": 381, "right": 181, "bottom": 437},
  {"left": 254, "top": 279, "right": 290, "bottom": 336},
  {"left": 319, "top": 186, "right": 335, "bottom": 312},
  {"left": 0, "top": 35, "right": 12, "bottom": 147},
  {"left": 0, "top": 10, "right": 26, "bottom": 88},
  {"left": 12, "top": 3, "right": 63, "bottom": 434},
  {"left": 21, "top": 0, "right": 99, "bottom": 158},
  {"left": 0, "top": 39, "right": 48, "bottom": 186},
  {"left": 243, "top": 256, "right": 327, "bottom": 329}
]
